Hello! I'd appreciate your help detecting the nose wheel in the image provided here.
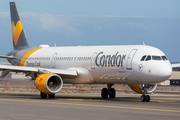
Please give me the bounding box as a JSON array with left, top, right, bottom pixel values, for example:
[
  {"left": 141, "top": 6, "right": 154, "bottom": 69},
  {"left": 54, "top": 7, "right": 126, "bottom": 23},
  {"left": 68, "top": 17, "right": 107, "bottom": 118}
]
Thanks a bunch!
[
  {"left": 141, "top": 95, "right": 150, "bottom": 102},
  {"left": 101, "top": 84, "right": 116, "bottom": 99}
]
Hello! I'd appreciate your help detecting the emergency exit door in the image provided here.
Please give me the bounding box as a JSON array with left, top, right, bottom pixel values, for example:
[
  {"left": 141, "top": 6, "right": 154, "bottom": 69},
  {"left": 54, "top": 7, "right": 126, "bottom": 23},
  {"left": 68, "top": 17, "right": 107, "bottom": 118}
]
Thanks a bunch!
[
  {"left": 126, "top": 49, "right": 137, "bottom": 70},
  {"left": 51, "top": 53, "right": 58, "bottom": 68}
]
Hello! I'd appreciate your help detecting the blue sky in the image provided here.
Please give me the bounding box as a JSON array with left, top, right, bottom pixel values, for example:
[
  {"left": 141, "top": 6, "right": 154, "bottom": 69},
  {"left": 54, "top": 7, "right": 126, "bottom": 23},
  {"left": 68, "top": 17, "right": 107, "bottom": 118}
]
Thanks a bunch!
[
  {"left": 0, "top": 0, "right": 180, "bottom": 62},
  {"left": 0, "top": 0, "right": 179, "bottom": 18}
]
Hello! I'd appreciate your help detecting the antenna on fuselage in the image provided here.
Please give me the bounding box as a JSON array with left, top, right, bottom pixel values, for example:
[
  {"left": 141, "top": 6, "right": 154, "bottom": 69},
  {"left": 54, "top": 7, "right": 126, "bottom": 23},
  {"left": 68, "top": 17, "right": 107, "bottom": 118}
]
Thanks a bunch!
[{"left": 143, "top": 41, "right": 145, "bottom": 45}]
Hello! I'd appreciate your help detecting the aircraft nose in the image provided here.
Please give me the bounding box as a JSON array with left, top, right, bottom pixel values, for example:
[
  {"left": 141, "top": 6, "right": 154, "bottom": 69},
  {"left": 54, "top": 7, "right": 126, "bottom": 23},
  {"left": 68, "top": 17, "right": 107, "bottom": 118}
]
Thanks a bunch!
[{"left": 159, "top": 62, "right": 172, "bottom": 80}]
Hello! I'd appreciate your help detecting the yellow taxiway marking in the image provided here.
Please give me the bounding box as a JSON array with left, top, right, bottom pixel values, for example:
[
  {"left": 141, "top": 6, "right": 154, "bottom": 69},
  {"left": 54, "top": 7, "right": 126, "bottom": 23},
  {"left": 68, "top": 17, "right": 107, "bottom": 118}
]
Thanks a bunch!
[
  {"left": 151, "top": 100, "right": 177, "bottom": 103},
  {"left": 0, "top": 99, "right": 180, "bottom": 113},
  {"left": 58, "top": 98, "right": 177, "bottom": 103},
  {"left": 57, "top": 99, "right": 102, "bottom": 101},
  {"left": 153, "top": 97, "right": 180, "bottom": 100}
]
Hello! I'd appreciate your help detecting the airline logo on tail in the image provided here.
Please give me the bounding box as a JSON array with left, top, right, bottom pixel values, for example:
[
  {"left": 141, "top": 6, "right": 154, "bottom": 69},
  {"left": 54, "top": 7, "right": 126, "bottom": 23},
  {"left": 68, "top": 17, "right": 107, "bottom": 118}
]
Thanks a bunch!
[{"left": 11, "top": 20, "right": 23, "bottom": 45}]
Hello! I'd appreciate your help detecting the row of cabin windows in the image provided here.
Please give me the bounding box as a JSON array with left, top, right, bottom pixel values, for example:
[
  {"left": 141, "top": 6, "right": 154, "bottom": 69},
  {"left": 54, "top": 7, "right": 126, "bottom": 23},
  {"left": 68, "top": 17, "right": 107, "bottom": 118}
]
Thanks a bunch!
[
  {"left": 55, "top": 57, "right": 91, "bottom": 61},
  {"left": 26, "top": 57, "right": 92, "bottom": 61},
  {"left": 141, "top": 55, "right": 168, "bottom": 61},
  {"left": 27, "top": 57, "right": 50, "bottom": 60}
]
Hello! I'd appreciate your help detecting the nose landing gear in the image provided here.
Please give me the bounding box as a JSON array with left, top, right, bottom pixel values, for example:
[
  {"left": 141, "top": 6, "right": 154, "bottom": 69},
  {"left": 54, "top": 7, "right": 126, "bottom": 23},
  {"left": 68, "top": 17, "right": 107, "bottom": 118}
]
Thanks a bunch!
[
  {"left": 141, "top": 84, "right": 150, "bottom": 102},
  {"left": 101, "top": 84, "right": 116, "bottom": 99}
]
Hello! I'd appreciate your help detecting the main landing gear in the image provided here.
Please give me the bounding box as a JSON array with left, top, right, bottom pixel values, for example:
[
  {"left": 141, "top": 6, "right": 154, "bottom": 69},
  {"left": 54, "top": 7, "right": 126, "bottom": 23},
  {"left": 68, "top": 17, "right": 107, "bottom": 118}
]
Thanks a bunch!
[
  {"left": 101, "top": 84, "right": 116, "bottom": 99},
  {"left": 140, "top": 84, "right": 150, "bottom": 102},
  {"left": 40, "top": 92, "right": 55, "bottom": 99}
]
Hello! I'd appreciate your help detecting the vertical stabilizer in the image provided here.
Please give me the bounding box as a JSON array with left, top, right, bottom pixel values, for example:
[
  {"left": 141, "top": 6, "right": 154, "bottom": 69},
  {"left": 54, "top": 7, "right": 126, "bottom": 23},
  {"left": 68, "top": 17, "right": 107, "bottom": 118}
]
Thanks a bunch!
[{"left": 9, "top": 2, "right": 31, "bottom": 50}]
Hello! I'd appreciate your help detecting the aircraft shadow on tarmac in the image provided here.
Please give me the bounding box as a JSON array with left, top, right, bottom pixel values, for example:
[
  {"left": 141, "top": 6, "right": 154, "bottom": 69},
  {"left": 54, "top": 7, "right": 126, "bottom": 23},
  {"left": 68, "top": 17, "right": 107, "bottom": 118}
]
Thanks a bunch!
[{"left": 0, "top": 93, "right": 142, "bottom": 102}]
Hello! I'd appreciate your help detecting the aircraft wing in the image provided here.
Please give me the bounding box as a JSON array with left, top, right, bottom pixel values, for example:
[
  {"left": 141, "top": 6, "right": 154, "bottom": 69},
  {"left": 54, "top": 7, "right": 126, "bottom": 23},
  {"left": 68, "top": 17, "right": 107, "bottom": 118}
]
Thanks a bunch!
[
  {"left": 0, "top": 65, "right": 78, "bottom": 77},
  {"left": 171, "top": 63, "right": 180, "bottom": 68}
]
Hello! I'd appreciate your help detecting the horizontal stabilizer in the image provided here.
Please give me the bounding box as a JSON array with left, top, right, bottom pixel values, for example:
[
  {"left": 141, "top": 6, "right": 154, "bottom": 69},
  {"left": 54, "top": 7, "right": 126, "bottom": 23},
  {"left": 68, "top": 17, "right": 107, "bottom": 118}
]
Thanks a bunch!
[{"left": 0, "top": 55, "right": 16, "bottom": 59}]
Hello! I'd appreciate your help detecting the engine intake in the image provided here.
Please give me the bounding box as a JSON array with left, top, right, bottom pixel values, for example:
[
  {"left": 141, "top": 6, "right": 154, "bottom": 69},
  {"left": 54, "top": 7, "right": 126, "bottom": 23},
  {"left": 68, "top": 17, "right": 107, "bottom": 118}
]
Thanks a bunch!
[{"left": 35, "top": 73, "right": 63, "bottom": 94}]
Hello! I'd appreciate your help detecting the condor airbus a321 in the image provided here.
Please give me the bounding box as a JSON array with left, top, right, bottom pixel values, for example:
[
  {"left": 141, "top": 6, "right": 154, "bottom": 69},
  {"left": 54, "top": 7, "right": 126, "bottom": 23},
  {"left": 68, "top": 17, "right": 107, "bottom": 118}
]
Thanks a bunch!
[{"left": 0, "top": 2, "right": 172, "bottom": 102}]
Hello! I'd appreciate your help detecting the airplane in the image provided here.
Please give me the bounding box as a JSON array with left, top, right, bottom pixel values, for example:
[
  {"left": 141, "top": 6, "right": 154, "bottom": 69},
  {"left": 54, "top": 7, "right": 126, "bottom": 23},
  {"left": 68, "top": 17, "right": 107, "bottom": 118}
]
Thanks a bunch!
[{"left": 0, "top": 2, "right": 172, "bottom": 102}]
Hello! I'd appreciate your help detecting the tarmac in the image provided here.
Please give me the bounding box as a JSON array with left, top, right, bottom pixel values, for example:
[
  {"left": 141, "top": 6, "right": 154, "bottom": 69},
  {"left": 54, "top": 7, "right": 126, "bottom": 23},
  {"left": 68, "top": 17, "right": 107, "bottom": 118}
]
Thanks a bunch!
[{"left": 0, "top": 92, "right": 180, "bottom": 120}]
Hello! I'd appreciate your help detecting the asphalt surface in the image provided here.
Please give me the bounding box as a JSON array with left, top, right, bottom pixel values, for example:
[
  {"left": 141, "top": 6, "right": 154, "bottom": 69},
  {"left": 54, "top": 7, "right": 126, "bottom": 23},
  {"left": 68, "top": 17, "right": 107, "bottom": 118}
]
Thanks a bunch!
[{"left": 0, "top": 92, "right": 180, "bottom": 120}]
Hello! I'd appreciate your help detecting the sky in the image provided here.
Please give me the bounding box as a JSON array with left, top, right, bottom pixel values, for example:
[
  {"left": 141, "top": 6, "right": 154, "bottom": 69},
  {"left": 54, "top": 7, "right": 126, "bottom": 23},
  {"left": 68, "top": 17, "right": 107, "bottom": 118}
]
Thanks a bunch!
[{"left": 0, "top": 0, "right": 180, "bottom": 62}]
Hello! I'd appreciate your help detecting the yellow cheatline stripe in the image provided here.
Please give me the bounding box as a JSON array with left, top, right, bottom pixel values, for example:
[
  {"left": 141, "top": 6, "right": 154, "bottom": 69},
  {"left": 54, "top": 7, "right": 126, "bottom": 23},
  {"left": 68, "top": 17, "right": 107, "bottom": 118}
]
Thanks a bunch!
[
  {"left": 20, "top": 47, "right": 42, "bottom": 66},
  {"left": 0, "top": 98, "right": 180, "bottom": 113}
]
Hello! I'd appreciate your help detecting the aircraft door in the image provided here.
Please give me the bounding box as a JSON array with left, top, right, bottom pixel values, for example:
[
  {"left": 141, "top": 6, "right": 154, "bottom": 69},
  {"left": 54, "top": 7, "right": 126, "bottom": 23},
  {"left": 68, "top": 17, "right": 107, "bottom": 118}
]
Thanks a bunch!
[
  {"left": 91, "top": 52, "right": 98, "bottom": 69},
  {"left": 51, "top": 53, "right": 58, "bottom": 68},
  {"left": 126, "top": 49, "right": 137, "bottom": 70}
]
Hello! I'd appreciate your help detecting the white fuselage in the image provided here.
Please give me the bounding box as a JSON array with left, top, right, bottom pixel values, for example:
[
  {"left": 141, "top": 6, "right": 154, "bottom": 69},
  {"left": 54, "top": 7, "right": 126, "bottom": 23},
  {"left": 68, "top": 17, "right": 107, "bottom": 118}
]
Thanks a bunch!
[{"left": 22, "top": 45, "right": 172, "bottom": 85}]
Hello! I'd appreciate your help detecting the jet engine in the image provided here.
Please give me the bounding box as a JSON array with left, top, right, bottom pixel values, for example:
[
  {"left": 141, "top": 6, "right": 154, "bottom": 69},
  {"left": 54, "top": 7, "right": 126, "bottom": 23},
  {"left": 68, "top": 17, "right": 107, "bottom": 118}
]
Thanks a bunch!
[
  {"left": 35, "top": 73, "right": 63, "bottom": 94},
  {"left": 129, "top": 84, "right": 157, "bottom": 94}
]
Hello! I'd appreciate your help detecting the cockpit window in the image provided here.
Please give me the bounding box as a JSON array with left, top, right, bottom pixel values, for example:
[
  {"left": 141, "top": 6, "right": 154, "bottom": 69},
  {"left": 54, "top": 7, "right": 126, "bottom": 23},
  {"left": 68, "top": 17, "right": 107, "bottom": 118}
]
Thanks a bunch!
[
  {"left": 141, "top": 55, "right": 168, "bottom": 61},
  {"left": 152, "top": 56, "right": 161, "bottom": 60},
  {"left": 145, "top": 55, "right": 151, "bottom": 61},
  {"left": 141, "top": 55, "right": 146, "bottom": 61},
  {"left": 161, "top": 56, "right": 168, "bottom": 61}
]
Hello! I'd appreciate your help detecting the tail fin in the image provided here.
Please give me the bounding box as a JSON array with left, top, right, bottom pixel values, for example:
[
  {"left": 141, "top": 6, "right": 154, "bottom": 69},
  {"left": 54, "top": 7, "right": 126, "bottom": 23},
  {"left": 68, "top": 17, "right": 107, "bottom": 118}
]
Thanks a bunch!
[{"left": 9, "top": 2, "right": 31, "bottom": 50}]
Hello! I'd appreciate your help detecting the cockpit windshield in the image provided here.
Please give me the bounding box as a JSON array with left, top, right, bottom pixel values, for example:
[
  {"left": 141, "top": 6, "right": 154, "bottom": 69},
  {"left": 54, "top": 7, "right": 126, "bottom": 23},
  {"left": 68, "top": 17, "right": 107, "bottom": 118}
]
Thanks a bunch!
[
  {"left": 141, "top": 55, "right": 168, "bottom": 61},
  {"left": 141, "top": 55, "right": 146, "bottom": 61},
  {"left": 161, "top": 56, "right": 168, "bottom": 60},
  {"left": 152, "top": 56, "right": 161, "bottom": 60},
  {"left": 145, "top": 55, "right": 151, "bottom": 61}
]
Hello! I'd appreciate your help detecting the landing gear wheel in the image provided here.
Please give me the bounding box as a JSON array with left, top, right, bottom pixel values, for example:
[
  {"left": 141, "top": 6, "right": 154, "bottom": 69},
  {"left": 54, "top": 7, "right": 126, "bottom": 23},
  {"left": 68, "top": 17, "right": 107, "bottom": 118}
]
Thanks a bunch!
[
  {"left": 141, "top": 95, "right": 145, "bottom": 102},
  {"left": 48, "top": 94, "right": 55, "bottom": 99},
  {"left": 101, "top": 88, "right": 108, "bottom": 99},
  {"left": 141, "top": 95, "right": 150, "bottom": 102},
  {"left": 109, "top": 88, "right": 116, "bottom": 98},
  {"left": 41, "top": 92, "right": 47, "bottom": 99},
  {"left": 145, "top": 95, "right": 150, "bottom": 102},
  {"left": 140, "top": 84, "right": 152, "bottom": 102}
]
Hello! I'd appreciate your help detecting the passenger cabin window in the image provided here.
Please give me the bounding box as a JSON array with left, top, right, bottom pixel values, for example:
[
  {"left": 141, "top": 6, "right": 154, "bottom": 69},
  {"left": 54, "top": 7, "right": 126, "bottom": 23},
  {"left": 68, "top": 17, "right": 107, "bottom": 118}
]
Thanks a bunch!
[
  {"left": 161, "top": 56, "right": 168, "bottom": 61},
  {"left": 141, "top": 55, "right": 146, "bottom": 61},
  {"left": 152, "top": 56, "right": 161, "bottom": 60},
  {"left": 145, "top": 55, "right": 151, "bottom": 61}
]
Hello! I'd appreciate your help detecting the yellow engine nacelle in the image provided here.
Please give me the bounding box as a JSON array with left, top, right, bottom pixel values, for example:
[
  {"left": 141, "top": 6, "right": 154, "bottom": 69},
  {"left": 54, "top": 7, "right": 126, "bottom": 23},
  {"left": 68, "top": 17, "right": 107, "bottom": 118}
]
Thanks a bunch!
[
  {"left": 129, "top": 84, "right": 157, "bottom": 94},
  {"left": 35, "top": 73, "right": 63, "bottom": 94}
]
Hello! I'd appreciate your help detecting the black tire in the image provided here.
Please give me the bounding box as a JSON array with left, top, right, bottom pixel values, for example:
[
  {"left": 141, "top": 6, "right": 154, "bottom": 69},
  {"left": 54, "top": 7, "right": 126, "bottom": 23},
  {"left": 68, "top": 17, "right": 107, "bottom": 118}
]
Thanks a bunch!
[
  {"left": 41, "top": 92, "right": 47, "bottom": 99},
  {"left": 101, "top": 88, "right": 108, "bottom": 99},
  {"left": 141, "top": 95, "right": 145, "bottom": 102},
  {"left": 48, "top": 94, "right": 55, "bottom": 99},
  {"left": 145, "top": 95, "right": 150, "bottom": 102},
  {"left": 109, "top": 88, "right": 116, "bottom": 98}
]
